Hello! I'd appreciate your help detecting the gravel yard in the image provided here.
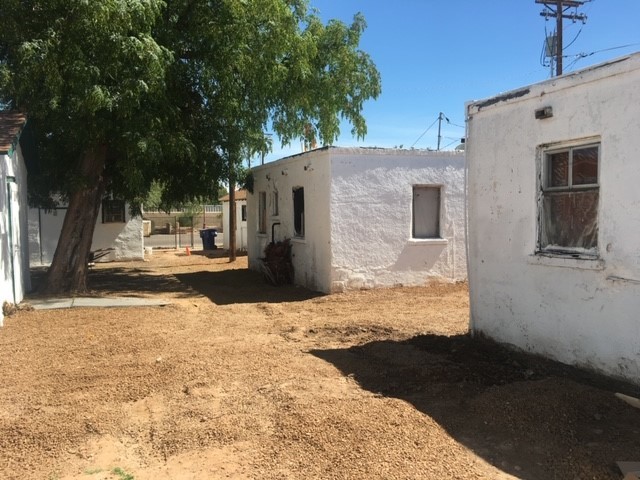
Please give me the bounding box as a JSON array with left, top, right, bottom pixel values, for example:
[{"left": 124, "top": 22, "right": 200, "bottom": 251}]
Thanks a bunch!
[{"left": 0, "top": 251, "right": 638, "bottom": 479}]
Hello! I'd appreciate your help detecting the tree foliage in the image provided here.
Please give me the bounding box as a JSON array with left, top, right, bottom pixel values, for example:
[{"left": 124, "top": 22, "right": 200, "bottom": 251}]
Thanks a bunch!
[
  {"left": 1, "top": 1, "right": 172, "bottom": 203},
  {"left": 0, "top": 0, "right": 381, "bottom": 292}
]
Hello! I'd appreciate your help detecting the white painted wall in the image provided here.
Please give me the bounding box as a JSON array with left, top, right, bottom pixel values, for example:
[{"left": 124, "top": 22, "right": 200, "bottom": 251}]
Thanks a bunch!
[
  {"left": 466, "top": 52, "right": 640, "bottom": 384},
  {"left": 329, "top": 148, "right": 466, "bottom": 292},
  {"left": 1, "top": 144, "right": 31, "bottom": 325},
  {"left": 222, "top": 198, "right": 248, "bottom": 251},
  {"left": 247, "top": 149, "right": 333, "bottom": 292},
  {"left": 247, "top": 147, "right": 466, "bottom": 293},
  {"left": 28, "top": 204, "right": 144, "bottom": 266}
]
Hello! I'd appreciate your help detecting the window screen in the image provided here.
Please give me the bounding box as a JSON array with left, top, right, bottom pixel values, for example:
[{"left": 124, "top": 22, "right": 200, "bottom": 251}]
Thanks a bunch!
[
  {"left": 540, "top": 143, "right": 599, "bottom": 253},
  {"left": 413, "top": 186, "right": 441, "bottom": 238},
  {"left": 102, "top": 199, "right": 125, "bottom": 223}
]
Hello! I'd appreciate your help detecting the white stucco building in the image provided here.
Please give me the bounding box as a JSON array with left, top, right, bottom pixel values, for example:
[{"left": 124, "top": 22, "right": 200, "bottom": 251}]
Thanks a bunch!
[
  {"left": 466, "top": 52, "right": 640, "bottom": 384},
  {"left": 221, "top": 190, "right": 248, "bottom": 251},
  {"left": 0, "top": 113, "right": 31, "bottom": 325},
  {"left": 28, "top": 201, "right": 144, "bottom": 266},
  {"left": 247, "top": 147, "right": 466, "bottom": 293}
]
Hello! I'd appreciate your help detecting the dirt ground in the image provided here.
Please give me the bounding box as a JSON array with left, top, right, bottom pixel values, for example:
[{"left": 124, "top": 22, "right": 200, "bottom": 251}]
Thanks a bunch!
[{"left": 0, "top": 251, "right": 638, "bottom": 480}]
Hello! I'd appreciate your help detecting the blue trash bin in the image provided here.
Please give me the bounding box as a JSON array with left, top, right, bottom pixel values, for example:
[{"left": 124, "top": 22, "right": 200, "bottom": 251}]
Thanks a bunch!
[{"left": 199, "top": 228, "right": 218, "bottom": 250}]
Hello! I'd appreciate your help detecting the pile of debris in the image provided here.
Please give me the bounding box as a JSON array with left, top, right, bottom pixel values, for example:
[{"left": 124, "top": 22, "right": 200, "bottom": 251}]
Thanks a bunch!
[
  {"left": 2, "top": 301, "right": 34, "bottom": 317},
  {"left": 261, "top": 239, "right": 293, "bottom": 285}
]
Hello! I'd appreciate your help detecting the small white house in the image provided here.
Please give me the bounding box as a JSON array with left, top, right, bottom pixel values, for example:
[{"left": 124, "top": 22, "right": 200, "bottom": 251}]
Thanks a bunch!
[
  {"left": 0, "top": 112, "right": 31, "bottom": 325},
  {"left": 28, "top": 200, "right": 144, "bottom": 266},
  {"left": 221, "top": 189, "right": 248, "bottom": 251},
  {"left": 466, "top": 52, "right": 640, "bottom": 384},
  {"left": 247, "top": 147, "right": 466, "bottom": 293}
]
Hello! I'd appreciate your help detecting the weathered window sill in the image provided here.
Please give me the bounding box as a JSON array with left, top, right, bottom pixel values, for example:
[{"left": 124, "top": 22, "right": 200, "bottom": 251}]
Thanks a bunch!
[
  {"left": 528, "top": 253, "right": 604, "bottom": 270},
  {"left": 408, "top": 238, "right": 448, "bottom": 246},
  {"left": 607, "top": 275, "right": 640, "bottom": 285}
]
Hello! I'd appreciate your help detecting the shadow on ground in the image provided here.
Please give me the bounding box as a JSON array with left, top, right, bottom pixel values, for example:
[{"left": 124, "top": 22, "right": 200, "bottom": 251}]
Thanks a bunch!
[
  {"left": 174, "top": 269, "right": 324, "bottom": 305},
  {"left": 311, "top": 334, "right": 640, "bottom": 480},
  {"left": 30, "top": 261, "right": 323, "bottom": 305},
  {"left": 30, "top": 266, "right": 198, "bottom": 299}
]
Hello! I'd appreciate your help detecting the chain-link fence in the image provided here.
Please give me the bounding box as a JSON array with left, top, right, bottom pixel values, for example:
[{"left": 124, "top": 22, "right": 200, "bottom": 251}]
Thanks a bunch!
[
  {"left": 143, "top": 215, "right": 207, "bottom": 249},
  {"left": 143, "top": 205, "right": 223, "bottom": 251}
]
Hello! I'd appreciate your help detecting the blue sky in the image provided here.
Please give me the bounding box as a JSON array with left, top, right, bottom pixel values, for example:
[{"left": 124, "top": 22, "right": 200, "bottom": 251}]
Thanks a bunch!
[{"left": 262, "top": 0, "right": 640, "bottom": 163}]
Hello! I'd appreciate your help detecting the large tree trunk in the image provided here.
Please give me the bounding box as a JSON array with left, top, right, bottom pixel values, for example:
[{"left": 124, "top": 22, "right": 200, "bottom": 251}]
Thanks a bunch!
[{"left": 42, "top": 145, "right": 107, "bottom": 294}]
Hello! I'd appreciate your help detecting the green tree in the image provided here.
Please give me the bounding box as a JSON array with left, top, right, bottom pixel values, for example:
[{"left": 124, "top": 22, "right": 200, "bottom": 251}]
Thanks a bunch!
[{"left": 0, "top": 0, "right": 381, "bottom": 293}]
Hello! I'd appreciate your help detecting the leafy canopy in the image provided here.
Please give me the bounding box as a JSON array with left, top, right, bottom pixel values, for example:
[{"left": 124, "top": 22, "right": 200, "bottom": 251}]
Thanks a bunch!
[{"left": 0, "top": 0, "right": 381, "bottom": 207}]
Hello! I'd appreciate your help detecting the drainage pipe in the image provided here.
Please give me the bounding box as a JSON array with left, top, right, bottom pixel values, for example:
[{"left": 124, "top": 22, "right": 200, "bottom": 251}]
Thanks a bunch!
[{"left": 271, "top": 222, "right": 281, "bottom": 245}]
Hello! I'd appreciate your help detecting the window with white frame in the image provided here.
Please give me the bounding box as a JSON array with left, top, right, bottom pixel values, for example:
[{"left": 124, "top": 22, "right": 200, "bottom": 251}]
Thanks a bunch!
[
  {"left": 293, "top": 186, "right": 304, "bottom": 237},
  {"left": 539, "top": 142, "right": 599, "bottom": 255},
  {"left": 102, "top": 199, "right": 125, "bottom": 223},
  {"left": 412, "top": 186, "right": 441, "bottom": 238},
  {"left": 258, "top": 191, "right": 267, "bottom": 233}
]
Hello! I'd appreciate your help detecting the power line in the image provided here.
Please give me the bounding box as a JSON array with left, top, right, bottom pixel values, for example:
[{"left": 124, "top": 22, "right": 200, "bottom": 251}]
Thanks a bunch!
[
  {"left": 563, "top": 25, "right": 583, "bottom": 50},
  {"left": 441, "top": 138, "right": 460, "bottom": 150},
  {"left": 575, "top": 42, "right": 640, "bottom": 57},
  {"left": 446, "top": 120, "right": 465, "bottom": 129},
  {"left": 536, "top": 0, "right": 588, "bottom": 76},
  {"left": 538, "top": 0, "right": 639, "bottom": 74},
  {"left": 410, "top": 117, "right": 439, "bottom": 149},
  {"left": 411, "top": 113, "right": 465, "bottom": 149},
  {"left": 564, "top": 42, "right": 640, "bottom": 71}
]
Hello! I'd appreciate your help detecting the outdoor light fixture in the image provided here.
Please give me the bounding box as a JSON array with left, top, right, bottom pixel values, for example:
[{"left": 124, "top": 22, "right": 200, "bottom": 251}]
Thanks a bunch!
[
  {"left": 266, "top": 173, "right": 271, "bottom": 180},
  {"left": 535, "top": 106, "right": 553, "bottom": 119},
  {"left": 281, "top": 169, "right": 288, "bottom": 176}
]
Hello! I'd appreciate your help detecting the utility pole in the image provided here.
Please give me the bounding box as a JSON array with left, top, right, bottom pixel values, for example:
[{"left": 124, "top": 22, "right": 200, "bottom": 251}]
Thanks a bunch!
[
  {"left": 536, "top": 0, "right": 587, "bottom": 76},
  {"left": 436, "top": 112, "right": 449, "bottom": 151}
]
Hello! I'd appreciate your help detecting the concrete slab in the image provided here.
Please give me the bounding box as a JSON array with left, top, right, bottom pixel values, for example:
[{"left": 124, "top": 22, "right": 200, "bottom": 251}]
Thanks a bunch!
[
  {"left": 618, "top": 461, "right": 640, "bottom": 474},
  {"left": 28, "top": 298, "right": 74, "bottom": 310},
  {"left": 27, "top": 297, "right": 171, "bottom": 310},
  {"left": 615, "top": 393, "right": 640, "bottom": 410},
  {"left": 72, "top": 297, "right": 171, "bottom": 308}
]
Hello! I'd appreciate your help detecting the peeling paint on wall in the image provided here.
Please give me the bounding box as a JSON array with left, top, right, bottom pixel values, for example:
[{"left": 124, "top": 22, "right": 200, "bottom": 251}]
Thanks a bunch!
[
  {"left": 247, "top": 147, "right": 466, "bottom": 293},
  {"left": 466, "top": 51, "right": 640, "bottom": 385}
]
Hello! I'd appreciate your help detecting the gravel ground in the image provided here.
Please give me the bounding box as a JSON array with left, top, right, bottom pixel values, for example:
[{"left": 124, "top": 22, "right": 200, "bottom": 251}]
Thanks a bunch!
[{"left": 0, "top": 251, "right": 638, "bottom": 480}]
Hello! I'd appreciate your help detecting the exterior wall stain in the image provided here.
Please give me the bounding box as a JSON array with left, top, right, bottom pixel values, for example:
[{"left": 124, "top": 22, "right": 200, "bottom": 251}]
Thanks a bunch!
[
  {"left": 247, "top": 147, "right": 466, "bottom": 293},
  {"left": 29, "top": 205, "right": 144, "bottom": 265},
  {"left": 474, "top": 88, "right": 531, "bottom": 110},
  {"left": 466, "top": 52, "right": 640, "bottom": 385}
]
